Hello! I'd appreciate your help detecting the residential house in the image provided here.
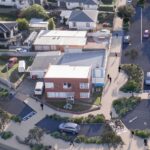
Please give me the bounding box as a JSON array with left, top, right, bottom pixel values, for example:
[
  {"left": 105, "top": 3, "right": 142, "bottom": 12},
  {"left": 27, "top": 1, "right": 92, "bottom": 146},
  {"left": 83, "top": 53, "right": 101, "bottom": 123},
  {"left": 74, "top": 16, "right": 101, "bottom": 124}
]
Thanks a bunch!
[
  {"left": 0, "top": 0, "right": 44, "bottom": 9},
  {"left": 57, "top": 0, "right": 98, "bottom": 10},
  {"left": 44, "top": 65, "right": 92, "bottom": 100},
  {"left": 61, "top": 10, "right": 98, "bottom": 30},
  {"left": 0, "top": 21, "right": 22, "bottom": 47},
  {"left": 33, "top": 30, "right": 87, "bottom": 51},
  {"left": 29, "top": 51, "right": 62, "bottom": 79}
]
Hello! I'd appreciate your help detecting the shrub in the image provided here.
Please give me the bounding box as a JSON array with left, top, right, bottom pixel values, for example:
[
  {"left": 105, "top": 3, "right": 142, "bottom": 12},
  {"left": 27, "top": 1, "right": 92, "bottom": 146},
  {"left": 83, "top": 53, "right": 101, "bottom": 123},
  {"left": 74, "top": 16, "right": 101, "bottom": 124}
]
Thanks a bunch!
[
  {"left": 113, "top": 96, "right": 140, "bottom": 117},
  {"left": 120, "top": 64, "right": 143, "bottom": 93},
  {"left": 0, "top": 88, "right": 9, "bottom": 97},
  {"left": 1, "top": 131, "right": 13, "bottom": 140},
  {"left": 10, "top": 115, "right": 21, "bottom": 123},
  {"left": 134, "top": 130, "right": 150, "bottom": 138},
  {"left": 74, "top": 135, "right": 86, "bottom": 143},
  {"left": 98, "top": 5, "right": 114, "bottom": 12}
]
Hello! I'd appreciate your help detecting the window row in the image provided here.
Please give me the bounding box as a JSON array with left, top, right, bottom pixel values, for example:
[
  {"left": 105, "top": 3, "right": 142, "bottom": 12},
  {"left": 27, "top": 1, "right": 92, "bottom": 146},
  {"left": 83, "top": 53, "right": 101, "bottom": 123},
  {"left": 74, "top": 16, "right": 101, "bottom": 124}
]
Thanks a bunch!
[{"left": 45, "top": 82, "right": 90, "bottom": 89}]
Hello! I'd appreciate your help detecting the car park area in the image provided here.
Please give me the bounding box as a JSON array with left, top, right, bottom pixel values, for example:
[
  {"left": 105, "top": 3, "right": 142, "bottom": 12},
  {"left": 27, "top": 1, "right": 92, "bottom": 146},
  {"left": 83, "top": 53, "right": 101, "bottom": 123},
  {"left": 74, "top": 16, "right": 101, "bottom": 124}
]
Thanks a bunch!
[{"left": 36, "top": 116, "right": 105, "bottom": 137}]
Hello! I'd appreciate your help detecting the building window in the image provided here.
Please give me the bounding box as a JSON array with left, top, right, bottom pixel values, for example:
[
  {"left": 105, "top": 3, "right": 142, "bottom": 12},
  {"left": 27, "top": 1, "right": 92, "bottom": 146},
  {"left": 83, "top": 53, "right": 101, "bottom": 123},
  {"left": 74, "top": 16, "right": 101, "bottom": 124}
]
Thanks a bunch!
[
  {"left": 80, "top": 83, "right": 89, "bottom": 89},
  {"left": 80, "top": 92, "right": 90, "bottom": 98},
  {"left": 86, "top": 23, "right": 90, "bottom": 27},
  {"left": 45, "top": 82, "right": 54, "bottom": 88},
  {"left": 63, "top": 82, "right": 72, "bottom": 89},
  {"left": 72, "top": 22, "right": 76, "bottom": 27}
]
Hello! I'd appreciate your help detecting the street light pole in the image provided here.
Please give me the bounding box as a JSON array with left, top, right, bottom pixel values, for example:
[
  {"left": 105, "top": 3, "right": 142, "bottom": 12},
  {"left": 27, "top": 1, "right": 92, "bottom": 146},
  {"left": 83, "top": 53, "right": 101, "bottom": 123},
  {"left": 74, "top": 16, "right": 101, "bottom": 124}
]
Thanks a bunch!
[{"left": 141, "top": 7, "right": 143, "bottom": 45}]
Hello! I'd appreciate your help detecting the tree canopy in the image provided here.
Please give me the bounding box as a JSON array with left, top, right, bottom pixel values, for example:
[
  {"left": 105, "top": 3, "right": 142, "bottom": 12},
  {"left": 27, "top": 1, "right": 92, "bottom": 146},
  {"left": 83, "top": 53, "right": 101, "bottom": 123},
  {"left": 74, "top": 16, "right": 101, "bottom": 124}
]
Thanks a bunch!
[
  {"left": 19, "top": 4, "right": 49, "bottom": 20},
  {"left": 16, "top": 18, "right": 29, "bottom": 31},
  {"left": 117, "top": 5, "right": 135, "bottom": 19},
  {"left": 48, "top": 18, "right": 56, "bottom": 30}
]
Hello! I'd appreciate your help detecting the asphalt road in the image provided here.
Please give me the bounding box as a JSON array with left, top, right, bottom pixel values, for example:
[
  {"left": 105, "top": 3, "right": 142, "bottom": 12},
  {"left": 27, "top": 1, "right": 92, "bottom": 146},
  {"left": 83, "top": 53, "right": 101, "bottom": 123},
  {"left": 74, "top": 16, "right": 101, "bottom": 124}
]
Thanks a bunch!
[
  {"left": 122, "top": 2, "right": 150, "bottom": 73},
  {"left": 0, "top": 143, "right": 18, "bottom": 150}
]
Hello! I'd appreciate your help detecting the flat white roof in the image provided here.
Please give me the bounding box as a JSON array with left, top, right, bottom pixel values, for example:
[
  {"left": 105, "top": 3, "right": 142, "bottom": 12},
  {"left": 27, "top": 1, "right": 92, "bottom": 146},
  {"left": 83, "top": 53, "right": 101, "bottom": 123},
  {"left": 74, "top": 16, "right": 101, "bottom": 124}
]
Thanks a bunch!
[
  {"left": 45, "top": 65, "right": 91, "bottom": 79},
  {"left": 34, "top": 30, "right": 87, "bottom": 46}
]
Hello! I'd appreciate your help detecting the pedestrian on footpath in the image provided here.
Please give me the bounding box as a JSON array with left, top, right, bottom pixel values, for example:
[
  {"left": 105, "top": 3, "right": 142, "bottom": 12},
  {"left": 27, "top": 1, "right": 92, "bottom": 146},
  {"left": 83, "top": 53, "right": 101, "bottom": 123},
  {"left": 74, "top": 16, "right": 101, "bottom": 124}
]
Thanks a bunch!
[
  {"left": 70, "top": 139, "right": 74, "bottom": 146},
  {"left": 118, "top": 66, "right": 121, "bottom": 73},
  {"left": 116, "top": 33, "right": 118, "bottom": 38},
  {"left": 144, "top": 138, "right": 148, "bottom": 146},
  {"left": 107, "top": 74, "right": 110, "bottom": 80},
  {"left": 109, "top": 77, "right": 112, "bottom": 83},
  {"left": 131, "top": 131, "right": 134, "bottom": 138},
  {"left": 110, "top": 111, "right": 112, "bottom": 119},
  {"left": 40, "top": 103, "right": 44, "bottom": 110},
  {"left": 115, "top": 52, "right": 118, "bottom": 58}
]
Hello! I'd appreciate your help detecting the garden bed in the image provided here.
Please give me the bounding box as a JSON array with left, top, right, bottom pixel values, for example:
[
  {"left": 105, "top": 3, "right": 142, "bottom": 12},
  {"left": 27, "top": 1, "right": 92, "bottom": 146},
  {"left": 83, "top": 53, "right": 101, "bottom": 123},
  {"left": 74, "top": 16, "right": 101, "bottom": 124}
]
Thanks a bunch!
[
  {"left": 120, "top": 64, "right": 143, "bottom": 93},
  {"left": 113, "top": 96, "right": 141, "bottom": 117},
  {"left": 134, "top": 130, "right": 150, "bottom": 138}
]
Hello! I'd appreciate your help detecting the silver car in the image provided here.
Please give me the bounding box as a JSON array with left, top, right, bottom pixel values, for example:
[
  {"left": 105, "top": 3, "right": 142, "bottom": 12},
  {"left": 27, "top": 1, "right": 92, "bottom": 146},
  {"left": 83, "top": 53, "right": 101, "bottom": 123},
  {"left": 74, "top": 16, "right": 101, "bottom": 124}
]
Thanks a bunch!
[{"left": 59, "top": 122, "right": 80, "bottom": 134}]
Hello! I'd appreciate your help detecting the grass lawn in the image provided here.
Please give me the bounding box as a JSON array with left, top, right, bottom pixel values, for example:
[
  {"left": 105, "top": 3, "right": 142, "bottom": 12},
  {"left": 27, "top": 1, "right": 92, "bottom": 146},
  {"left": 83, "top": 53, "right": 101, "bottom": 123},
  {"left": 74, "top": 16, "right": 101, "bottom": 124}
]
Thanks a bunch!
[
  {"left": 0, "top": 56, "right": 33, "bottom": 83},
  {"left": 47, "top": 100, "right": 92, "bottom": 112}
]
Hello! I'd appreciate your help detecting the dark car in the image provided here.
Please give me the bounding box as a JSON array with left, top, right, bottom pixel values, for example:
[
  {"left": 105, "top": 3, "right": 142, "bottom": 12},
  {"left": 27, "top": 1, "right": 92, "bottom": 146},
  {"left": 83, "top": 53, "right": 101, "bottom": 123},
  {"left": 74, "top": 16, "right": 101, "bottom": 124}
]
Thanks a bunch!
[{"left": 59, "top": 122, "right": 80, "bottom": 134}]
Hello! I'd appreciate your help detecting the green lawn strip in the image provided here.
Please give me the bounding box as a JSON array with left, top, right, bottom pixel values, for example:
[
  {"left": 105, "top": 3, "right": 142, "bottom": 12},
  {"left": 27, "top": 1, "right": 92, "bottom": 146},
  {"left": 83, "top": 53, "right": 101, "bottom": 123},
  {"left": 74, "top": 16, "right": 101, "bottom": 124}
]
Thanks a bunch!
[
  {"left": 113, "top": 96, "right": 141, "bottom": 117},
  {"left": 120, "top": 64, "right": 143, "bottom": 93}
]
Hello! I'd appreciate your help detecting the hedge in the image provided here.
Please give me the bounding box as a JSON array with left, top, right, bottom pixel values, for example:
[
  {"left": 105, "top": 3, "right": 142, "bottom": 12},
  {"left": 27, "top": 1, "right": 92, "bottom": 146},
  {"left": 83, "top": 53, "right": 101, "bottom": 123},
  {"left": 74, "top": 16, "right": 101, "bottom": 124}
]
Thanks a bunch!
[
  {"left": 134, "top": 130, "right": 150, "bottom": 138},
  {"left": 98, "top": 5, "right": 114, "bottom": 12},
  {"left": 1, "top": 131, "right": 13, "bottom": 140}
]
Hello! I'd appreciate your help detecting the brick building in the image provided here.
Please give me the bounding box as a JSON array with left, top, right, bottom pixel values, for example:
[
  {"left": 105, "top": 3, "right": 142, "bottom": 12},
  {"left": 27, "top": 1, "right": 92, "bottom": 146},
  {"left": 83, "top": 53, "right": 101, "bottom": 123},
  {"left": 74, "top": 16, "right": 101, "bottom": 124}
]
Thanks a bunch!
[{"left": 44, "top": 65, "right": 92, "bottom": 100}]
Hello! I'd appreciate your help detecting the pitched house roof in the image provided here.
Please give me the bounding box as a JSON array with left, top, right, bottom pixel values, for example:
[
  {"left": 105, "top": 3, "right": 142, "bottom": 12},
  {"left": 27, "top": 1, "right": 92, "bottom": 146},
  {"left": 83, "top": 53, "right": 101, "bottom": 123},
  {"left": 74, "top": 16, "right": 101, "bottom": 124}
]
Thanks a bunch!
[
  {"left": 68, "top": 10, "right": 98, "bottom": 22},
  {"left": 58, "top": 0, "right": 98, "bottom": 5},
  {"left": 0, "top": 21, "right": 17, "bottom": 33}
]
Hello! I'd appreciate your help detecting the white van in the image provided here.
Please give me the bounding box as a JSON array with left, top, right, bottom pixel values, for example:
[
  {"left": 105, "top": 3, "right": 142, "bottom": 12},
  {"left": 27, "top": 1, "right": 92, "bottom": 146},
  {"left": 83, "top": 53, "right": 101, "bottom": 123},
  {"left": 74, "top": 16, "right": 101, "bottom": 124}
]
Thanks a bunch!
[
  {"left": 34, "top": 82, "right": 44, "bottom": 95},
  {"left": 18, "top": 60, "right": 26, "bottom": 73}
]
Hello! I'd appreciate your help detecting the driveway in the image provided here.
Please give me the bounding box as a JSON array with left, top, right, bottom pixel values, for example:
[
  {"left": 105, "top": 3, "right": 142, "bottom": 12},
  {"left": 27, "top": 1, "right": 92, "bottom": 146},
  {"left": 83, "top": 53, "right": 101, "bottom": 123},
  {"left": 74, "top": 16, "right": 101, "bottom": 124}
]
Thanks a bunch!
[
  {"left": 121, "top": 2, "right": 150, "bottom": 90},
  {"left": 36, "top": 116, "right": 105, "bottom": 137},
  {"left": 122, "top": 100, "right": 150, "bottom": 130}
]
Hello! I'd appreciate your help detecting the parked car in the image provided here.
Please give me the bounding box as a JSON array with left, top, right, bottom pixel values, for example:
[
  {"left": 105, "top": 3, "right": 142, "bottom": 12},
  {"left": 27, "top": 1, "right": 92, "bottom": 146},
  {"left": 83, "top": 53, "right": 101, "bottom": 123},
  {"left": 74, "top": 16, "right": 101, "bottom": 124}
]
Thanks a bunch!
[
  {"left": 123, "top": 35, "right": 131, "bottom": 44},
  {"left": 16, "top": 48, "right": 28, "bottom": 53},
  {"left": 59, "top": 122, "right": 80, "bottom": 134},
  {"left": 8, "top": 57, "right": 18, "bottom": 68},
  {"left": 127, "top": 0, "right": 132, "bottom": 3},
  {"left": 145, "top": 72, "right": 150, "bottom": 85},
  {"left": 102, "top": 22, "right": 111, "bottom": 27},
  {"left": 143, "top": 30, "right": 150, "bottom": 38},
  {"left": 34, "top": 82, "right": 44, "bottom": 95}
]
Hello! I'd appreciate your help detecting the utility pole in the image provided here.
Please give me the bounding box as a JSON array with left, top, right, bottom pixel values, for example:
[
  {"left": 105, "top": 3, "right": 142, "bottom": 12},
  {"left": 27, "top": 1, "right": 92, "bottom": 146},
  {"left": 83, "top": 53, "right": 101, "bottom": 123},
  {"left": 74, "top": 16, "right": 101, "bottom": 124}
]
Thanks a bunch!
[{"left": 141, "top": 7, "right": 143, "bottom": 45}]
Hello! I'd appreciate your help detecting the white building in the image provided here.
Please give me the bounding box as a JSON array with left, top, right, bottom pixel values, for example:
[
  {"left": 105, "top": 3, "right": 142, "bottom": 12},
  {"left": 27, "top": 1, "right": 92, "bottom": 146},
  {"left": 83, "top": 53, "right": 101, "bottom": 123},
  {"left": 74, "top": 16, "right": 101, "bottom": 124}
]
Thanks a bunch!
[
  {"left": 57, "top": 0, "right": 98, "bottom": 10},
  {"left": 61, "top": 10, "right": 98, "bottom": 30}
]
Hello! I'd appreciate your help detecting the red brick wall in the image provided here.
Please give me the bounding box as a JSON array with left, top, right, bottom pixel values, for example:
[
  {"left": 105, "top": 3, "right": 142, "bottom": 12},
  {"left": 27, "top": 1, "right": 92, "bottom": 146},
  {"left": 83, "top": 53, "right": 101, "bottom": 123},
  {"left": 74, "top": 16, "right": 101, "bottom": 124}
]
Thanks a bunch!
[{"left": 44, "top": 78, "right": 91, "bottom": 100}]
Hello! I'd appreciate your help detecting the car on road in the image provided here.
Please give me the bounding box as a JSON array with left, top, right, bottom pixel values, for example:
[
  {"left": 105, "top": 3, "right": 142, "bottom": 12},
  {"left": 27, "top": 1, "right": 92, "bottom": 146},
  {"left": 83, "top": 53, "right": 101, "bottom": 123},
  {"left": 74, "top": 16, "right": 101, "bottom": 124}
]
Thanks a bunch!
[
  {"left": 145, "top": 72, "right": 150, "bottom": 85},
  {"left": 143, "top": 30, "right": 150, "bottom": 38},
  {"left": 16, "top": 48, "right": 28, "bottom": 53},
  {"left": 59, "top": 122, "right": 80, "bottom": 134},
  {"left": 123, "top": 35, "right": 131, "bottom": 44}
]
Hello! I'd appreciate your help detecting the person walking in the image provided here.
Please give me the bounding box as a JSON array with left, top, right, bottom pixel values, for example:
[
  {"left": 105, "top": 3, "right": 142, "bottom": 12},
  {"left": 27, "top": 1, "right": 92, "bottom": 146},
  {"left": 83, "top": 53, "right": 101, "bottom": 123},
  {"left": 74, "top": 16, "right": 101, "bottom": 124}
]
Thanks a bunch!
[
  {"left": 107, "top": 74, "right": 110, "bottom": 80},
  {"left": 131, "top": 131, "right": 134, "bottom": 138},
  {"left": 70, "top": 139, "right": 74, "bottom": 146},
  {"left": 115, "top": 52, "right": 118, "bottom": 58},
  {"left": 40, "top": 103, "right": 44, "bottom": 110},
  {"left": 109, "top": 77, "right": 112, "bottom": 83},
  {"left": 110, "top": 111, "right": 112, "bottom": 119},
  {"left": 144, "top": 138, "right": 148, "bottom": 146},
  {"left": 118, "top": 66, "right": 121, "bottom": 73}
]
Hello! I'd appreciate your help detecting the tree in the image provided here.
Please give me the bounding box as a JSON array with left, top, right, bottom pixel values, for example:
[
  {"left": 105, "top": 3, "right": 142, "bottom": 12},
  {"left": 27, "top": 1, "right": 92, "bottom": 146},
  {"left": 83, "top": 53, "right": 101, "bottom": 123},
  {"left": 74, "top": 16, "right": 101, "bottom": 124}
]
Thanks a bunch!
[
  {"left": 117, "top": 5, "right": 135, "bottom": 19},
  {"left": 124, "top": 80, "right": 138, "bottom": 93},
  {"left": 26, "top": 127, "right": 44, "bottom": 144},
  {"left": 0, "top": 110, "right": 9, "bottom": 132},
  {"left": 16, "top": 18, "right": 29, "bottom": 31},
  {"left": 48, "top": 18, "right": 56, "bottom": 30},
  {"left": 19, "top": 4, "right": 49, "bottom": 20}
]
